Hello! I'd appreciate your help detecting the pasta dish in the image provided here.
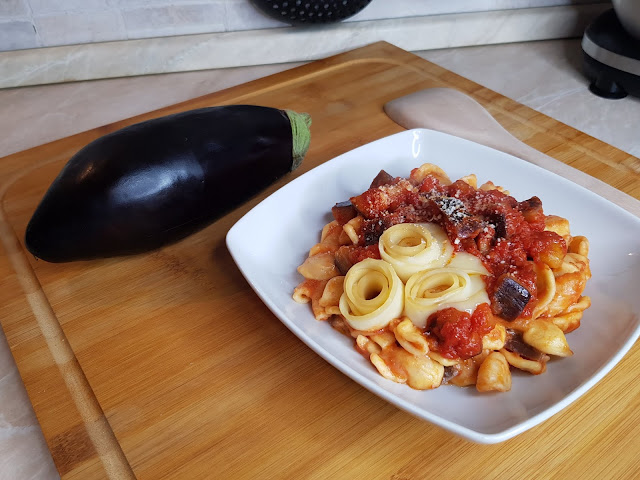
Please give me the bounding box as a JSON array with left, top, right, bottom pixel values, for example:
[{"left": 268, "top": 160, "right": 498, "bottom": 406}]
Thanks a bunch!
[{"left": 293, "top": 163, "right": 591, "bottom": 392}]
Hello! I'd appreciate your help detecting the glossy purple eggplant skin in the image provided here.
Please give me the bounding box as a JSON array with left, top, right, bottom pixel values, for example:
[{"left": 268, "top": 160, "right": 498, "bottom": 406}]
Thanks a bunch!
[{"left": 25, "top": 105, "right": 299, "bottom": 262}]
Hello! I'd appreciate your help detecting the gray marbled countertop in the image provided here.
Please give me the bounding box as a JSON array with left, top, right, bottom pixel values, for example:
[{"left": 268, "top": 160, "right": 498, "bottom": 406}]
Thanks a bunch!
[{"left": 1, "top": 39, "right": 638, "bottom": 479}]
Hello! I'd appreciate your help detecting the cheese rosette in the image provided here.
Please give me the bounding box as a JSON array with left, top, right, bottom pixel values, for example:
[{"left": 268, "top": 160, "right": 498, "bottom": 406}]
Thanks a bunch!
[
  {"left": 446, "top": 251, "right": 490, "bottom": 275},
  {"left": 339, "top": 258, "right": 404, "bottom": 331},
  {"left": 404, "top": 252, "right": 490, "bottom": 328},
  {"left": 379, "top": 223, "right": 454, "bottom": 282}
]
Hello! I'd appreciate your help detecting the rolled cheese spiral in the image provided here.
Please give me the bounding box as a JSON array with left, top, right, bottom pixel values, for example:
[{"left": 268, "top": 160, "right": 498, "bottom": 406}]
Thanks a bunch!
[
  {"left": 339, "top": 258, "right": 404, "bottom": 331},
  {"left": 404, "top": 267, "right": 489, "bottom": 328},
  {"left": 379, "top": 223, "right": 454, "bottom": 282},
  {"left": 447, "top": 251, "right": 489, "bottom": 275}
]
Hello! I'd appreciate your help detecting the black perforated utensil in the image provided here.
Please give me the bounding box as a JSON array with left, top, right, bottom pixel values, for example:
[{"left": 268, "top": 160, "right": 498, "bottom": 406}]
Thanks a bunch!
[{"left": 251, "top": 0, "right": 373, "bottom": 25}]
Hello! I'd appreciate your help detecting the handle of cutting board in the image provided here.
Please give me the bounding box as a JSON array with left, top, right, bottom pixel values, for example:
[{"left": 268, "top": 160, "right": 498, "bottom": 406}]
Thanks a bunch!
[{"left": 383, "top": 88, "right": 640, "bottom": 218}]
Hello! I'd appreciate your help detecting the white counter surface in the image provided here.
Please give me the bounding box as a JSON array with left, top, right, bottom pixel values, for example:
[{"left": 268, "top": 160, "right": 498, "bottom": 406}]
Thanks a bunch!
[{"left": 1, "top": 39, "right": 639, "bottom": 479}]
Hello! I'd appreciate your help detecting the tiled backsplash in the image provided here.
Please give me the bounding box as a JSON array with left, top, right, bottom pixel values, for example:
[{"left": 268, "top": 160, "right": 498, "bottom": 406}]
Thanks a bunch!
[{"left": 0, "top": 0, "right": 606, "bottom": 52}]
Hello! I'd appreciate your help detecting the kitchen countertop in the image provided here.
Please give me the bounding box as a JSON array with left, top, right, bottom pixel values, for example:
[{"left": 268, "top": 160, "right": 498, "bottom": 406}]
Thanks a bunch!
[{"left": 1, "top": 38, "right": 638, "bottom": 479}]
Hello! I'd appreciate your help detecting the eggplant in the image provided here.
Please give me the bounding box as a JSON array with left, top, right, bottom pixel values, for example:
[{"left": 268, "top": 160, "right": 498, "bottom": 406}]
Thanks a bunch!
[
  {"left": 369, "top": 169, "right": 395, "bottom": 188},
  {"left": 491, "top": 275, "right": 531, "bottom": 321},
  {"left": 433, "top": 196, "right": 484, "bottom": 239},
  {"left": 504, "top": 329, "right": 545, "bottom": 362},
  {"left": 25, "top": 105, "right": 311, "bottom": 262},
  {"left": 331, "top": 200, "right": 357, "bottom": 225}
]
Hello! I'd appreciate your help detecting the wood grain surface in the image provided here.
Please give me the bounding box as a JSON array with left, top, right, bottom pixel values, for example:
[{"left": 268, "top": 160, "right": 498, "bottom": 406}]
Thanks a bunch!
[{"left": 1, "top": 42, "right": 640, "bottom": 480}]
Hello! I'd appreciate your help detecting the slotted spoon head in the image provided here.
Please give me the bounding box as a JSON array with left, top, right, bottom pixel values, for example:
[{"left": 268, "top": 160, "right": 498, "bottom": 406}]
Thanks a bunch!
[{"left": 251, "top": 0, "right": 373, "bottom": 25}]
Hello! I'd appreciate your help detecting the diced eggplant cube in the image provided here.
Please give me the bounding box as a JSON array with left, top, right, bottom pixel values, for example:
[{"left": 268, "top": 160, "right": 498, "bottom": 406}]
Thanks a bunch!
[
  {"left": 489, "top": 212, "right": 507, "bottom": 239},
  {"left": 492, "top": 276, "right": 531, "bottom": 321},
  {"left": 370, "top": 169, "right": 395, "bottom": 188},
  {"left": 331, "top": 201, "right": 357, "bottom": 225},
  {"left": 504, "top": 329, "right": 545, "bottom": 362}
]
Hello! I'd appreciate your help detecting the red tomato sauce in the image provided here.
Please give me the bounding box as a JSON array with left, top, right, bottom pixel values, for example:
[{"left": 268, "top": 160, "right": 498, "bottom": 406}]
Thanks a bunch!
[{"left": 427, "top": 304, "right": 493, "bottom": 359}]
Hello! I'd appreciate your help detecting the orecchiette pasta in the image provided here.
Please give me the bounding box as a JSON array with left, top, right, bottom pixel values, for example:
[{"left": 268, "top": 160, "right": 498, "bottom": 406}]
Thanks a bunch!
[
  {"left": 369, "top": 331, "right": 396, "bottom": 349},
  {"left": 476, "top": 352, "right": 511, "bottom": 392},
  {"left": 448, "top": 350, "right": 489, "bottom": 387},
  {"left": 532, "top": 262, "right": 556, "bottom": 319},
  {"left": 356, "top": 335, "right": 381, "bottom": 355},
  {"left": 297, "top": 252, "right": 340, "bottom": 280},
  {"left": 500, "top": 348, "right": 548, "bottom": 375},
  {"left": 548, "top": 296, "right": 591, "bottom": 333},
  {"left": 294, "top": 163, "right": 591, "bottom": 393},
  {"left": 459, "top": 174, "right": 477, "bottom": 188},
  {"left": 293, "top": 279, "right": 331, "bottom": 321},
  {"left": 482, "top": 324, "right": 507, "bottom": 351},
  {"left": 410, "top": 163, "right": 450, "bottom": 185},
  {"left": 569, "top": 236, "right": 589, "bottom": 257},
  {"left": 343, "top": 216, "right": 363, "bottom": 245},
  {"left": 522, "top": 320, "right": 572, "bottom": 357},
  {"left": 317, "top": 276, "right": 345, "bottom": 319},
  {"left": 393, "top": 317, "right": 430, "bottom": 356},
  {"left": 372, "top": 346, "right": 445, "bottom": 390},
  {"left": 428, "top": 350, "right": 460, "bottom": 367},
  {"left": 545, "top": 215, "right": 571, "bottom": 239}
]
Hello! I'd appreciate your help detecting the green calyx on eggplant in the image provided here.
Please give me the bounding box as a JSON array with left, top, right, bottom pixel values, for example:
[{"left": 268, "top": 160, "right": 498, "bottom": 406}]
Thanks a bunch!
[{"left": 25, "top": 105, "right": 312, "bottom": 262}]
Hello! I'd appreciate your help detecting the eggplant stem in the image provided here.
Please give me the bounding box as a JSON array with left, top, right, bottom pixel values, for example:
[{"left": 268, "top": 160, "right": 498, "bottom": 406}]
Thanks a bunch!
[{"left": 286, "top": 110, "right": 312, "bottom": 171}]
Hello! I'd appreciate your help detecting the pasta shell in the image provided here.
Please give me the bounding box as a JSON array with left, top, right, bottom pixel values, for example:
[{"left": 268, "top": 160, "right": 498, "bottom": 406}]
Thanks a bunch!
[
  {"left": 343, "top": 216, "right": 363, "bottom": 245},
  {"left": 532, "top": 262, "right": 556, "bottom": 319},
  {"left": 568, "top": 236, "right": 589, "bottom": 256},
  {"left": 476, "top": 352, "right": 512, "bottom": 392},
  {"left": 544, "top": 215, "right": 571, "bottom": 238},
  {"left": 297, "top": 252, "right": 340, "bottom": 280},
  {"left": 372, "top": 346, "right": 444, "bottom": 390},
  {"left": 523, "top": 320, "right": 573, "bottom": 357},
  {"left": 356, "top": 335, "right": 381, "bottom": 355},
  {"left": 393, "top": 317, "right": 430, "bottom": 356},
  {"left": 550, "top": 311, "right": 583, "bottom": 333},
  {"left": 428, "top": 350, "right": 460, "bottom": 367},
  {"left": 482, "top": 324, "right": 507, "bottom": 350},
  {"left": 410, "top": 163, "right": 451, "bottom": 185},
  {"left": 500, "top": 348, "right": 547, "bottom": 375}
]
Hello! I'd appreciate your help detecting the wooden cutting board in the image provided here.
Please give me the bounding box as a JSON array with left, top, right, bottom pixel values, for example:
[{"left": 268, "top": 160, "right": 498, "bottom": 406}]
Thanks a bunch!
[{"left": 1, "top": 42, "right": 640, "bottom": 480}]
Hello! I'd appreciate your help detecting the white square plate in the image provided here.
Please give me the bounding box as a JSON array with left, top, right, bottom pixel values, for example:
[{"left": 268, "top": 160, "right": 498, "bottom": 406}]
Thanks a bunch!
[{"left": 226, "top": 129, "right": 640, "bottom": 443}]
